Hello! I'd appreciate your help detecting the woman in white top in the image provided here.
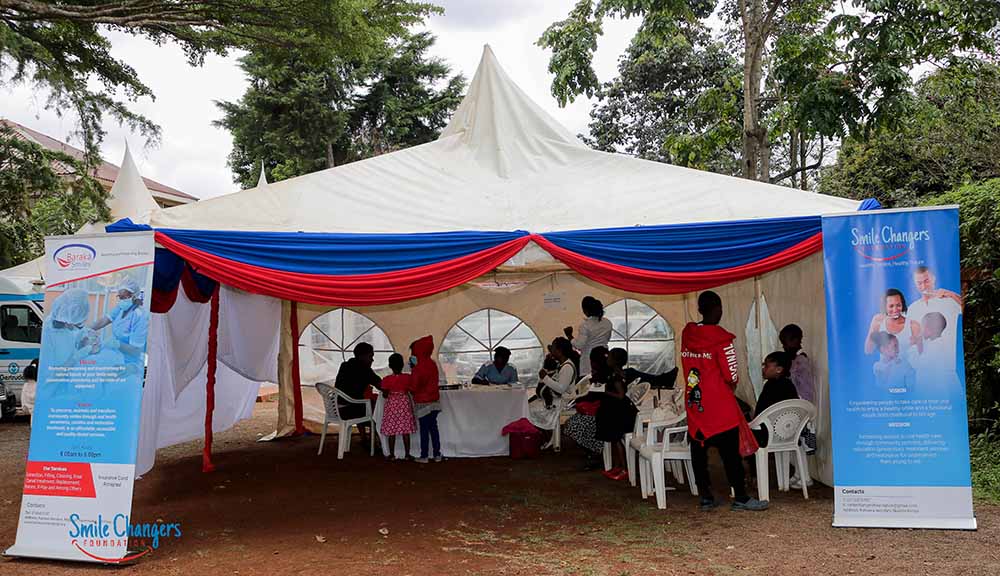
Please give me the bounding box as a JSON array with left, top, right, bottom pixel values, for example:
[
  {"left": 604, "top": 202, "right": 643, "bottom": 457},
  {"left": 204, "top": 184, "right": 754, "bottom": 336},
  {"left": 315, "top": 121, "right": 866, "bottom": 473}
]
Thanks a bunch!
[
  {"left": 528, "top": 337, "right": 579, "bottom": 431},
  {"left": 865, "top": 288, "right": 922, "bottom": 362},
  {"left": 564, "top": 296, "right": 613, "bottom": 376}
]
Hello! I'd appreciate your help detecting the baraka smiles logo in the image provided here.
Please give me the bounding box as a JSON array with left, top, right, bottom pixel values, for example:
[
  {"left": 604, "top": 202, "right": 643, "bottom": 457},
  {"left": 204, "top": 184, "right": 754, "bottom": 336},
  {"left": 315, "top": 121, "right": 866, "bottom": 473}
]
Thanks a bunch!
[
  {"left": 851, "top": 225, "right": 931, "bottom": 262},
  {"left": 53, "top": 244, "right": 96, "bottom": 270}
]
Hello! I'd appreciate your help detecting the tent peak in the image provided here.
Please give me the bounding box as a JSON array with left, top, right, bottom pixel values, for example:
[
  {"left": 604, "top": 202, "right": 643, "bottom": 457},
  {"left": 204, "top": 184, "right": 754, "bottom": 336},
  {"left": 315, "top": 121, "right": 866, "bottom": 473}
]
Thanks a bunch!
[
  {"left": 439, "top": 45, "right": 584, "bottom": 178},
  {"left": 109, "top": 143, "right": 159, "bottom": 222}
]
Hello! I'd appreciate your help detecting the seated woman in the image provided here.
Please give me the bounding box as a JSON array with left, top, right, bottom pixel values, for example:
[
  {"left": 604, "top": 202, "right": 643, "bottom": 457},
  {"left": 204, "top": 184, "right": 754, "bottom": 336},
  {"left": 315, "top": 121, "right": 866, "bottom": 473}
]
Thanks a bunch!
[
  {"left": 750, "top": 351, "right": 799, "bottom": 447},
  {"left": 527, "top": 337, "right": 579, "bottom": 433},
  {"left": 564, "top": 346, "right": 610, "bottom": 470},
  {"left": 595, "top": 366, "right": 637, "bottom": 481}
]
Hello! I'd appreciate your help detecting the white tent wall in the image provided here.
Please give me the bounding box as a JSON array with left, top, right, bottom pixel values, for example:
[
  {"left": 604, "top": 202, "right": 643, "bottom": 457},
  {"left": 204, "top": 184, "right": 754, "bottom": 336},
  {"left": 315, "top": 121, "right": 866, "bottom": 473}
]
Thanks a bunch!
[
  {"left": 136, "top": 285, "right": 280, "bottom": 475},
  {"left": 272, "top": 253, "right": 832, "bottom": 484}
]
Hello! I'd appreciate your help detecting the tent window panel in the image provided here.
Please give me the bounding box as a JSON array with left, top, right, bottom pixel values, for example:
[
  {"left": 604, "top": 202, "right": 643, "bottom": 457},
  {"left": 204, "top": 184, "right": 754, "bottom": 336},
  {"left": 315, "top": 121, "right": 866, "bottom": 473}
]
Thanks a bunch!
[
  {"left": 297, "top": 309, "right": 393, "bottom": 386},
  {"left": 439, "top": 309, "right": 543, "bottom": 386},
  {"left": 606, "top": 298, "right": 676, "bottom": 375}
]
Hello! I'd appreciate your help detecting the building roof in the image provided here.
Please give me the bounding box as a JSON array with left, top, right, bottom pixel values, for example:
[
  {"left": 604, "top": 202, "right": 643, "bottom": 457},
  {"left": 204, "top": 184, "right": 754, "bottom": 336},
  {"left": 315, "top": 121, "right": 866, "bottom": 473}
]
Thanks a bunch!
[{"left": 0, "top": 119, "right": 197, "bottom": 205}]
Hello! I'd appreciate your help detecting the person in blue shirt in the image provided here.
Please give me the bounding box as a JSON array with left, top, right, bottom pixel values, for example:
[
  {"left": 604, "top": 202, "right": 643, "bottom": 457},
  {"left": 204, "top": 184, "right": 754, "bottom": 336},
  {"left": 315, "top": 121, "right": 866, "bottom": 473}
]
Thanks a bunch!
[
  {"left": 471, "top": 346, "right": 519, "bottom": 385},
  {"left": 89, "top": 277, "right": 148, "bottom": 370}
]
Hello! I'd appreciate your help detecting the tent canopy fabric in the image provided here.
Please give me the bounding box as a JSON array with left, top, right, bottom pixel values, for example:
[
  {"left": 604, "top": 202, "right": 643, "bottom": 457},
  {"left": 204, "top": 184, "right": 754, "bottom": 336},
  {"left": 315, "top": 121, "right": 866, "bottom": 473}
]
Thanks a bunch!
[
  {"left": 148, "top": 46, "right": 862, "bottom": 236},
  {"left": 112, "top": 45, "right": 872, "bottom": 306}
]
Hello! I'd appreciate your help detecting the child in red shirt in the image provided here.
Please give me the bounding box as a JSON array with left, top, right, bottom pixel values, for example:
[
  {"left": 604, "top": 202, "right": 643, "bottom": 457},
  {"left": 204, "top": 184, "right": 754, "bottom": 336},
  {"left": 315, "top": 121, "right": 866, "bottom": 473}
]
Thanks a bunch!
[
  {"left": 380, "top": 353, "right": 416, "bottom": 460},
  {"left": 682, "top": 291, "right": 767, "bottom": 512}
]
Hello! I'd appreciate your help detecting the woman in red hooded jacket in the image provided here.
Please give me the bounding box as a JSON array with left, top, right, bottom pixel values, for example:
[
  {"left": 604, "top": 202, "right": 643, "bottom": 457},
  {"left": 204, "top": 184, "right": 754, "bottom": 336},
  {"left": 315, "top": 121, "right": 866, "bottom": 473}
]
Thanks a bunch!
[{"left": 409, "top": 335, "right": 442, "bottom": 463}]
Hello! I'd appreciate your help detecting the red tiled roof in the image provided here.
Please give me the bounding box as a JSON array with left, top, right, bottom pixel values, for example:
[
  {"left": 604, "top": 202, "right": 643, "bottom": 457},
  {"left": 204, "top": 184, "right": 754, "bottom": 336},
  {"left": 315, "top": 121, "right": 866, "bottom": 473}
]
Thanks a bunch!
[{"left": 1, "top": 119, "right": 197, "bottom": 202}]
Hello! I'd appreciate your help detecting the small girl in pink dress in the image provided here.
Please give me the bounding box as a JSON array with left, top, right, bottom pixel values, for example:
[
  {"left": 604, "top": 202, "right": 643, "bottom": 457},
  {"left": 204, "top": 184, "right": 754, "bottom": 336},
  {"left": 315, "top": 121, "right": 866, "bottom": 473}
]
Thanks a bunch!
[{"left": 380, "top": 353, "right": 416, "bottom": 460}]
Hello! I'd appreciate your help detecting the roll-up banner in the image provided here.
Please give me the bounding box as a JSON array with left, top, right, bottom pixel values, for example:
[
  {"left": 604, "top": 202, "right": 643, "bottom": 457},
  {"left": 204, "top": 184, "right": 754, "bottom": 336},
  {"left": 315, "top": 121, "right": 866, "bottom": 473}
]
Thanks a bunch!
[
  {"left": 6, "top": 231, "right": 155, "bottom": 561},
  {"left": 822, "top": 207, "right": 975, "bottom": 529}
]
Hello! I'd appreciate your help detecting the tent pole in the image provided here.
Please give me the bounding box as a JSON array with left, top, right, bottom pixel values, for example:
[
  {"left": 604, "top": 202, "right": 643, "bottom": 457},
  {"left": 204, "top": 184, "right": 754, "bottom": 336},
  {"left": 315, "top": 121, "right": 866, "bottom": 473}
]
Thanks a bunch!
[
  {"left": 203, "top": 286, "right": 220, "bottom": 472},
  {"left": 290, "top": 301, "right": 305, "bottom": 435}
]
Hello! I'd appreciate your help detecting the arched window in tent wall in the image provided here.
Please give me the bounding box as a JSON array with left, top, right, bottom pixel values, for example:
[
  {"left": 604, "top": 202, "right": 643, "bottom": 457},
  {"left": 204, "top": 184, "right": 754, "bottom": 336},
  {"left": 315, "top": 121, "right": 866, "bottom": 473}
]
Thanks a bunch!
[
  {"left": 439, "top": 309, "right": 544, "bottom": 386},
  {"left": 297, "top": 308, "right": 394, "bottom": 385},
  {"left": 606, "top": 299, "right": 677, "bottom": 374}
]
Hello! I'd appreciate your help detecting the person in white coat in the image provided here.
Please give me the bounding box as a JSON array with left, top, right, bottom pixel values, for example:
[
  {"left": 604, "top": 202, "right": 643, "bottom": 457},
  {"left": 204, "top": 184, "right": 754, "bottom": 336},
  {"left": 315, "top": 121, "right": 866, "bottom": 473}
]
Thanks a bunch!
[
  {"left": 528, "top": 337, "right": 579, "bottom": 432},
  {"left": 564, "top": 296, "right": 612, "bottom": 376}
]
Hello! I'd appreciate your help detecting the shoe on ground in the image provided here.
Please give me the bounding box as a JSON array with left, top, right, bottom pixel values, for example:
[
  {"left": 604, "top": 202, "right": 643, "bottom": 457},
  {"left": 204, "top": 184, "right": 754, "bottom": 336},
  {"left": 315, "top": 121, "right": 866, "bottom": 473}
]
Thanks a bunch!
[
  {"left": 433, "top": 455, "right": 444, "bottom": 463},
  {"left": 699, "top": 497, "right": 719, "bottom": 511},
  {"left": 789, "top": 475, "right": 814, "bottom": 489},
  {"left": 609, "top": 469, "right": 628, "bottom": 481},
  {"left": 731, "top": 497, "right": 769, "bottom": 511},
  {"left": 601, "top": 467, "right": 624, "bottom": 480},
  {"left": 415, "top": 457, "right": 429, "bottom": 464}
]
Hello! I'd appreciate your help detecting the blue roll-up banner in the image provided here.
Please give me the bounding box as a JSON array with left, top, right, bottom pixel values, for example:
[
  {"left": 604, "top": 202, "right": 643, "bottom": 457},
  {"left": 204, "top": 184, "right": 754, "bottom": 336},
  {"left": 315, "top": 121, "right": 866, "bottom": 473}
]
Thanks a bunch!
[
  {"left": 822, "top": 207, "right": 975, "bottom": 529},
  {"left": 6, "top": 231, "right": 155, "bottom": 561}
]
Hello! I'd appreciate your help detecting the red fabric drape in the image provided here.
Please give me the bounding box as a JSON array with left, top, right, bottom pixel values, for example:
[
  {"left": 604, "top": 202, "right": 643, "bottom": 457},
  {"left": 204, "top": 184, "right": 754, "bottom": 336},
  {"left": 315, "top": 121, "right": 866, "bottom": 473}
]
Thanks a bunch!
[
  {"left": 530, "top": 233, "right": 824, "bottom": 294},
  {"left": 202, "top": 287, "right": 220, "bottom": 473},
  {"left": 290, "top": 301, "right": 304, "bottom": 436},
  {"left": 155, "top": 232, "right": 531, "bottom": 307}
]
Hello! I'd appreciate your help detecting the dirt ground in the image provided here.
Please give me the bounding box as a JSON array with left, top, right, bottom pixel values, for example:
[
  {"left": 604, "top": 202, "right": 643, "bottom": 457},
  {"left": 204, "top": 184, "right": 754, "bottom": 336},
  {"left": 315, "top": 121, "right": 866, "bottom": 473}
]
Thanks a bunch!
[{"left": 1, "top": 403, "right": 998, "bottom": 576}]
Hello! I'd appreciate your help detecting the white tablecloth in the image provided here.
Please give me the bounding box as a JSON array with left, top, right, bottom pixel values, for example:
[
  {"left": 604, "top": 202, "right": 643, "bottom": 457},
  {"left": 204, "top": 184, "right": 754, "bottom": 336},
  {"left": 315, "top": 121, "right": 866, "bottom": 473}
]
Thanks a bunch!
[{"left": 375, "top": 387, "right": 531, "bottom": 458}]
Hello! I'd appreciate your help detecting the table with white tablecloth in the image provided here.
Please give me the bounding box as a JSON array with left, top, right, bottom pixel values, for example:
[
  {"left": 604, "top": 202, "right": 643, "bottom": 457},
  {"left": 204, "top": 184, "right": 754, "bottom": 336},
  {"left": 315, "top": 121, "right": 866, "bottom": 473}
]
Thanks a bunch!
[{"left": 375, "top": 387, "right": 531, "bottom": 458}]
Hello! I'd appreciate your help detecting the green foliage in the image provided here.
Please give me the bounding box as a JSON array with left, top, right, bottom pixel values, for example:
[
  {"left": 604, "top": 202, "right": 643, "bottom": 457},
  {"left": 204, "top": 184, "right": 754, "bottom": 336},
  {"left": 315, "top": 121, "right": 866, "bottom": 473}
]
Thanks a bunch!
[
  {"left": 0, "top": 1, "right": 438, "bottom": 157},
  {"left": 924, "top": 180, "right": 1000, "bottom": 424},
  {"left": 970, "top": 405, "right": 1000, "bottom": 503},
  {"left": 216, "top": 31, "right": 465, "bottom": 187},
  {"left": 820, "top": 60, "right": 1000, "bottom": 206},
  {"left": 584, "top": 24, "right": 743, "bottom": 174},
  {"left": 0, "top": 126, "right": 108, "bottom": 268},
  {"left": 540, "top": 0, "right": 1000, "bottom": 182}
]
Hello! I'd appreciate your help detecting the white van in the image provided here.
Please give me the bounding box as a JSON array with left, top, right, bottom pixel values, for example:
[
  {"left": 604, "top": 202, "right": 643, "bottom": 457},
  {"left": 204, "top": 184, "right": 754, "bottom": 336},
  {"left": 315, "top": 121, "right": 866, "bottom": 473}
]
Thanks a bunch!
[{"left": 0, "top": 275, "right": 44, "bottom": 418}]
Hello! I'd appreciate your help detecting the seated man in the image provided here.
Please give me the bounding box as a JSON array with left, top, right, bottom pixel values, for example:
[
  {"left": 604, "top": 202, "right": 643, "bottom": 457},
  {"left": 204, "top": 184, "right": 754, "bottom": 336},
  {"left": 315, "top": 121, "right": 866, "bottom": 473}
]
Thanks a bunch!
[
  {"left": 334, "top": 342, "right": 382, "bottom": 422},
  {"left": 471, "top": 346, "right": 519, "bottom": 385}
]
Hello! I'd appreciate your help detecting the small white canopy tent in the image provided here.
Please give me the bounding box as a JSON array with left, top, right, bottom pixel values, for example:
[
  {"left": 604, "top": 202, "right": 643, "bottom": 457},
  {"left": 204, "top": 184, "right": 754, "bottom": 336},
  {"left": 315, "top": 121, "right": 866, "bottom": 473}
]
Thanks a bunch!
[
  {"left": 0, "top": 144, "right": 160, "bottom": 289},
  {"left": 137, "top": 46, "right": 860, "bottom": 484}
]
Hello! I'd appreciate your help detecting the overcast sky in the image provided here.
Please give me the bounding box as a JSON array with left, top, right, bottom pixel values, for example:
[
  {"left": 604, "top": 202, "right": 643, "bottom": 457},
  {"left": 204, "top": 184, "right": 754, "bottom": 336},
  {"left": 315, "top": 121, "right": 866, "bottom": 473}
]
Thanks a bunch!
[{"left": 1, "top": 1, "right": 639, "bottom": 200}]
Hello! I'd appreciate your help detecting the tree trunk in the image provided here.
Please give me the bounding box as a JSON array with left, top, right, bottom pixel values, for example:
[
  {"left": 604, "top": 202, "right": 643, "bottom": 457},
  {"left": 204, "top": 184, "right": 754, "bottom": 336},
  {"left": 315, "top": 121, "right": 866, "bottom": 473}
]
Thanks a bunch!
[
  {"left": 789, "top": 128, "right": 799, "bottom": 185},
  {"left": 740, "top": 0, "right": 769, "bottom": 181},
  {"left": 799, "top": 135, "right": 808, "bottom": 190},
  {"left": 326, "top": 141, "right": 335, "bottom": 169}
]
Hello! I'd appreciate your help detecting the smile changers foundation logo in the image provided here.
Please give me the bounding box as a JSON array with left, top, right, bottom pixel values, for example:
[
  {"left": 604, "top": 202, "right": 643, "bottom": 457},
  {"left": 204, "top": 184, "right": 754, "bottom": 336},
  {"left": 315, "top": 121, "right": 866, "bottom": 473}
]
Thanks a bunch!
[
  {"left": 851, "top": 225, "right": 930, "bottom": 262},
  {"left": 69, "top": 514, "right": 181, "bottom": 563}
]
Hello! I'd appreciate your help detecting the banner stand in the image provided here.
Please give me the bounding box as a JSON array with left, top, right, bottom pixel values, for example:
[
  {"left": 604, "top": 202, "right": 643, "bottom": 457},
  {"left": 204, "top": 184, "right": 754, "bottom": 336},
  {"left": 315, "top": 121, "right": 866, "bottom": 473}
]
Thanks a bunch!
[
  {"left": 822, "top": 206, "right": 975, "bottom": 530},
  {"left": 6, "top": 231, "right": 156, "bottom": 562}
]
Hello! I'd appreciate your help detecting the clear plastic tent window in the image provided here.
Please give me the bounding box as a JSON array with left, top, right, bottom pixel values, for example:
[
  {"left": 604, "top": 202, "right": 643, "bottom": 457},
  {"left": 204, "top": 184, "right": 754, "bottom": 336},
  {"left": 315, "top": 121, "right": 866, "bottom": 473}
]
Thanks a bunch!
[
  {"left": 606, "top": 298, "right": 676, "bottom": 374},
  {"left": 297, "top": 308, "right": 395, "bottom": 386},
  {"left": 439, "top": 308, "right": 544, "bottom": 386}
]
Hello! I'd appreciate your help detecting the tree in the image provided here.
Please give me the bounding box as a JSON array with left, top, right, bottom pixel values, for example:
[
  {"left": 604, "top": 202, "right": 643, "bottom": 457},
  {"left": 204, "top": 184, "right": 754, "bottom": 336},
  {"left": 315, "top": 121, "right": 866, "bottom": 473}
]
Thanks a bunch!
[
  {"left": 0, "top": 125, "right": 107, "bottom": 268},
  {"left": 538, "top": 0, "right": 1000, "bottom": 182},
  {"left": 0, "top": 0, "right": 437, "bottom": 267},
  {"left": 585, "top": 23, "right": 744, "bottom": 175},
  {"left": 216, "top": 31, "right": 465, "bottom": 188},
  {"left": 0, "top": 1, "right": 437, "bottom": 157},
  {"left": 820, "top": 60, "right": 1000, "bottom": 207},
  {"left": 925, "top": 180, "right": 1000, "bottom": 424}
]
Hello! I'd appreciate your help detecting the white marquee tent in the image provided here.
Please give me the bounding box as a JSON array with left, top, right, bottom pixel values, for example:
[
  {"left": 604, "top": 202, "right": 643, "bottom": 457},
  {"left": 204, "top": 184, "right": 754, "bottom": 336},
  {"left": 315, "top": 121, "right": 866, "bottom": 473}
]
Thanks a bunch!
[{"left": 131, "top": 46, "right": 862, "bottom": 484}]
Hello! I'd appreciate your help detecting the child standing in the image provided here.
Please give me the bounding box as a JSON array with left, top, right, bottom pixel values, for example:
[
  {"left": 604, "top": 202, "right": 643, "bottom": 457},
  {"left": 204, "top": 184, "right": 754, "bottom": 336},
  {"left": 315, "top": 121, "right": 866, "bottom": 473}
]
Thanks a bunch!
[
  {"left": 380, "top": 353, "right": 416, "bottom": 460},
  {"left": 410, "top": 335, "right": 443, "bottom": 463}
]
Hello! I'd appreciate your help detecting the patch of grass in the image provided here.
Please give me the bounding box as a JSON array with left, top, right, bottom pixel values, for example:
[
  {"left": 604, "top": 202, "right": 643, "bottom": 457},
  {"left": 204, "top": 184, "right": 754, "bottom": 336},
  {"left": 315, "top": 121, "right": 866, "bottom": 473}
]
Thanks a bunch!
[{"left": 971, "top": 426, "right": 1000, "bottom": 503}]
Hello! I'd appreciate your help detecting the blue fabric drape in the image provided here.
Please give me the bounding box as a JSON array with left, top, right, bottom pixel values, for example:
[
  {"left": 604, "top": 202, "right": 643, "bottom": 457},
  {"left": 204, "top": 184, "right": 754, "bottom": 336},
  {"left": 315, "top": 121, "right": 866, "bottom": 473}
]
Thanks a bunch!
[
  {"left": 539, "top": 216, "right": 822, "bottom": 272},
  {"left": 110, "top": 219, "right": 529, "bottom": 275}
]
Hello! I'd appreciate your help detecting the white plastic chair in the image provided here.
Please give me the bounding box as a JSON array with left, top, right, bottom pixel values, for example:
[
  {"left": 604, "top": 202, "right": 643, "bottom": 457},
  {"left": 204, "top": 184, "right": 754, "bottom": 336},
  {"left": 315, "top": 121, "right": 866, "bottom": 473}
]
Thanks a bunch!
[
  {"left": 638, "top": 418, "right": 697, "bottom": 509},
  {"left": 626, "top": 407, "right": 684, "bottom": 487},
  {"left": 747, "top": 399, "right": 816, "bottom": 502},
  {"left": 315, "top": 382, "right": 375, "bottom": 459}
]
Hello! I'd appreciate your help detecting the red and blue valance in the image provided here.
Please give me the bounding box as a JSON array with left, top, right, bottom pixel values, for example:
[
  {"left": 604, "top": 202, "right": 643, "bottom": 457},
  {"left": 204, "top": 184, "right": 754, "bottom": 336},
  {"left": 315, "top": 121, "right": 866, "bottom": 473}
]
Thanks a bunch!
[{"left": 109, "top": 198, "right": 880, "bottom": 307}]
